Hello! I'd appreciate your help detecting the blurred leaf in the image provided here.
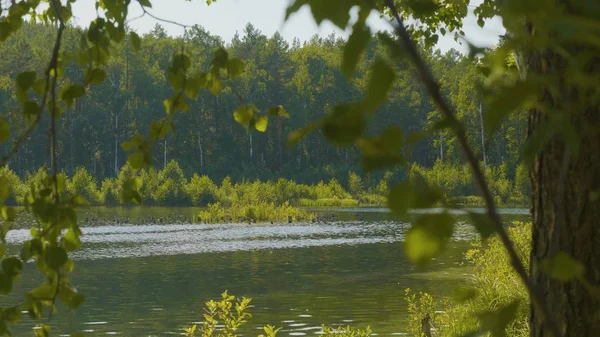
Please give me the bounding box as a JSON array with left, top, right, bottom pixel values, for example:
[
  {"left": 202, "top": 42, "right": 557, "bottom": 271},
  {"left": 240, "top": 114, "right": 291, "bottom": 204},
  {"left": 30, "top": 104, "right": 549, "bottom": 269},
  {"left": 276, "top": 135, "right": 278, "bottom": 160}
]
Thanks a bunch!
[
  {"left": 484, "top": 80, "right": 538, "bottom": 136},
  {"left": 287, "top": 118, "right": 324, "bottom": 148},
  {"left": 84, "top": 68, "right": 106, "bottom": 85},
  {"left": 3, "top": 306, "right": 21, "bottom": 324},
  {"left": 477, "top": 300, "right": 520, "bottom": 337},
  {"left": 285, "top": 0, "right": 364, "bottom": 29},
  {"left": 130, "top": 32, "right": 141, "bottom": 52},
  {"left": 342, "top": 15, "right": 371, "bottom": 78},
  {"left": 364, "top": 59, "right": 395, "bottom": 115},
  {"left": 128, "top": 151, "right": 150, "bottom": 170},
  {"left": 404, "top": 213, "right": 455, "bottom": 266},
  {"left": 468, "top": 212, "right": 497, "bottom": 239},
  {"left": 388, "top": 181, "right": 414, "bottom": 218},
  {"left": 1, "top": 206, "right": 15, "bottom": 222},
  {"left": 234, "top": 105, "right": 255, "bottom": 128},
  {"left": 0, "top": 178, "right": 10, "bottom": 202},
  {"left": 540, "top": 252, "right": 585, "bottom": 281},
  {"left": 359, "top": 125, "right": 404, "bottom": 172},
  {"left": 46, "top": 247, "right": 68, "bottom": 270},
  {"left": 228, "top": 58, "right": 245, "bottom": 77},
  {"left": 267, "top": 105, "right": 290, "bottom": 118},
  {"left": 0, "top": 273, "right": 12, "bottom": 294},
  {"left": 254, "top": 115, "right": 268, "bottom": 132},
  {"left": 59, "top": 84, "right": 85, "bottom": 108},
  {"left": 0, "top": 118, "right": 8, "bottom": 143},
  {"left": 63, "top": 229, "right": 81, "bottom": 252},
  {"left": 212, "top": 47, "right": 229, "bottom": 69},
  {"left": 2, "top": 257, "right": 22, "bottom": 278},
  {"left": 322, "top": 104, "right": 365, "bottom": 146},
  {"left": 16, "top": 71, "right": 37, "bottom": 91},
  {"left": 452, "top": 287, "right": 479, "bottom": 303},
  {"left": 23, "top": 101, "right": 41, "bottom": 127}
]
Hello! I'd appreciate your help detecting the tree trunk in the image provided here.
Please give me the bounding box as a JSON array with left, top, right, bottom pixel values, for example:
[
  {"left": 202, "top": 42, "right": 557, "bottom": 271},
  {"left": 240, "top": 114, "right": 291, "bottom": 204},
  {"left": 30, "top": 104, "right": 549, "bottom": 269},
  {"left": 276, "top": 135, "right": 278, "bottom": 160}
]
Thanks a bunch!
[{"left": 527, "top": 49, "right": 600, "bottom": 337}]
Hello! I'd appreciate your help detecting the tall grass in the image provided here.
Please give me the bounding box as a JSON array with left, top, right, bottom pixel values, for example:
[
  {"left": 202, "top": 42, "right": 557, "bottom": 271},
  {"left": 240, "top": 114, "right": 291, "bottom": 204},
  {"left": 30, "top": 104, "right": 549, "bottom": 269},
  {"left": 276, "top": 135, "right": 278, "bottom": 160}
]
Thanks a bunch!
[{"left": 405, "top": 222, "right": 530, "bottom": 337}]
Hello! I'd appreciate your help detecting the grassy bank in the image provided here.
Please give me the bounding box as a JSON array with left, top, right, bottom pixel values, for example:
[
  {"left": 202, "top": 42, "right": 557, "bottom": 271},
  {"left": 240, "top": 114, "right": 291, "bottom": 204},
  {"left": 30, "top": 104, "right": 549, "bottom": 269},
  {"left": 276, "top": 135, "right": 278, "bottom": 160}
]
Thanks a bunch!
[{"left": 405, "top": 222, "right": 530, "bottom": 337}]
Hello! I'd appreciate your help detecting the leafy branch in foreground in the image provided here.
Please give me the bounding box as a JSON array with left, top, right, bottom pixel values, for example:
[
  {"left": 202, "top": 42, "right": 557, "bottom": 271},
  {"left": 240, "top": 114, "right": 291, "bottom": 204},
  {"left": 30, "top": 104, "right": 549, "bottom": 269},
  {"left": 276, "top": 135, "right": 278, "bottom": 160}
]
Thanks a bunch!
[{"left": 380, "top": 1, "right": 562, "bottom": 336}]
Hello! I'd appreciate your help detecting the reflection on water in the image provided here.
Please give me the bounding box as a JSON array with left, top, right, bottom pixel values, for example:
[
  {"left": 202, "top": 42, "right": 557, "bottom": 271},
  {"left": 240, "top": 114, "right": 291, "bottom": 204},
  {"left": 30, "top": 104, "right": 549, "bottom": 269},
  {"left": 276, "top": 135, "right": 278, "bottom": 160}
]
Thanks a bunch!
[{"left": 1, "top": 208, "right": 529, "bottom": 336}]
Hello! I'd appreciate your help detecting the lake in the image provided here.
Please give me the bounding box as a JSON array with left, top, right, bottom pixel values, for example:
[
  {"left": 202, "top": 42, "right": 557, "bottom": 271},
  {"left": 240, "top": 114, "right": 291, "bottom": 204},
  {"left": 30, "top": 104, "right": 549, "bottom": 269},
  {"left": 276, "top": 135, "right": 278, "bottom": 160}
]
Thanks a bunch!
[{"left": 2, "top": 207, "right": 529, "bottom": 336}]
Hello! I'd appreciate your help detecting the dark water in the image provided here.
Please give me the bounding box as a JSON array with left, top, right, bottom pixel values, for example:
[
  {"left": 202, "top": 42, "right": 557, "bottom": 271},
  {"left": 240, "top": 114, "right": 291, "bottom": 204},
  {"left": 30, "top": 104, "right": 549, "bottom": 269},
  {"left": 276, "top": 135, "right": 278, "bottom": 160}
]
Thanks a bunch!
[{"left": 3, "top": 208, "right": 529, "bottom": 336}]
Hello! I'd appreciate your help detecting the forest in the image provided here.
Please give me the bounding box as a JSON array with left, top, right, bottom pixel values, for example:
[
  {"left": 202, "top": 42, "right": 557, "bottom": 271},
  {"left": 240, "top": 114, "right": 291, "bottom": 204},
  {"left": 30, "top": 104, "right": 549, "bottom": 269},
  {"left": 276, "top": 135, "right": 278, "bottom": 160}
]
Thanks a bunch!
[{"left": 0, "top": 22, "right": 526, "bottom": 188}]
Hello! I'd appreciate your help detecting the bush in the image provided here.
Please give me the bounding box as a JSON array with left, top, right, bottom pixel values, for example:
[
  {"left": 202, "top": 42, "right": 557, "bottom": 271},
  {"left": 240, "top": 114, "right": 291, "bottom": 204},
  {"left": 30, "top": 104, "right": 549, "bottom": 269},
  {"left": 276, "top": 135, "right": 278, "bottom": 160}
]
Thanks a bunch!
[
  {"left": 405, "top": 222, "right": 531, "bottom": 337},
  {"left": 184, "top": 292, "right": 371, "bottom": 337}
]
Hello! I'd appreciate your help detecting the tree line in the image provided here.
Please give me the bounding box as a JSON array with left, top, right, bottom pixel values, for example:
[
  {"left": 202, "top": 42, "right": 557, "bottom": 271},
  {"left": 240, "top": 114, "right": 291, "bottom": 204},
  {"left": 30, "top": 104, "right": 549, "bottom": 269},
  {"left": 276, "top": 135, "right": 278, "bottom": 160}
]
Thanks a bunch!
[{"left": 0, "top": 22, "right": 526, "bottom": 186}]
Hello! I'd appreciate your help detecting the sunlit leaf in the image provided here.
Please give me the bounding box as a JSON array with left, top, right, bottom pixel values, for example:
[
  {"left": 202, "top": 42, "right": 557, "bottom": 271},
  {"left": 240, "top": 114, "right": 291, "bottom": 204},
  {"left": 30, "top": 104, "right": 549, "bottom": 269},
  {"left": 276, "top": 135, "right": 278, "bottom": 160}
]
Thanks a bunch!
[
  {"left": 59, "top": 84, "right": 85, "bottom": 108},
  {"left": 287, "top": 118, "right": 324, "bottom": 148},
  {"left": 404, "top": 213, "right": 455, "bottom": 266},
  {"left": 254, "top": 115, "right": 268, "bottom": 132},
  {"left": 228, "top": 58, "right": 245, "bottom": 77},
  {"left": 234, "top": 105, "right": 254, "bottom": 127},
  {"left": 267, "top": 105, "right": 290, "bottom": 118}
]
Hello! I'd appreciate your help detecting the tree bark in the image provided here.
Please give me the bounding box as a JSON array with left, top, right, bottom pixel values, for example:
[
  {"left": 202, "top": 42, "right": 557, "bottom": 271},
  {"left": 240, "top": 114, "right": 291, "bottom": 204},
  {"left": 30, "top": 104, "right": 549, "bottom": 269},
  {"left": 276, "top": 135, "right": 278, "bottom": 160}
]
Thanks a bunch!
[{"left": 527, "top": 49, "right": 600, "bottom": 337}]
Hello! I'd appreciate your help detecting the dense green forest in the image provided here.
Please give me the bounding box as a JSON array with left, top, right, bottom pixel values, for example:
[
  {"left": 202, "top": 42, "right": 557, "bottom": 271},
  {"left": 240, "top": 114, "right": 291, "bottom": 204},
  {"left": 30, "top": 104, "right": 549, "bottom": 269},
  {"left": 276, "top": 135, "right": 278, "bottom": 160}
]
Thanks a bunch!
[{"left": 0, "top": 23, "right": 526, "bottom": 187}]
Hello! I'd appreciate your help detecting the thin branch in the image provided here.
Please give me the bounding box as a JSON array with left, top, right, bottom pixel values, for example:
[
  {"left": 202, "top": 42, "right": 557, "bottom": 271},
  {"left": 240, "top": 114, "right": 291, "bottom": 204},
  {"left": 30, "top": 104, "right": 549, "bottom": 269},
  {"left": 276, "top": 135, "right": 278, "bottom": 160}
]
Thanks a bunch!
[
  {"left": 381, "top": 1, "right": 563, "bottom": 337},
  {"left": 136, "top": 0, "right": 191, "bottom": 29},
  {"left": 0, "top": 2, "right": 65, "bottom": 167}
]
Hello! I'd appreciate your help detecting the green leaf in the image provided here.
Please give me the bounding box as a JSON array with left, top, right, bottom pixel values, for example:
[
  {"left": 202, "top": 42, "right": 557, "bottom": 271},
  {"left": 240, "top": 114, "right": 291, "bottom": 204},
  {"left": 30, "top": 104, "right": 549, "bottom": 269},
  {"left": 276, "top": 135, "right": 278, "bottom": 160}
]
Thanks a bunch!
[
  {"left": 84, "top": 68, "right": 106, "bottom": 85},
  {"left": 1, "top": 206, "right": 16, "bottom": 222},
  {"left": 468, "top": 212, "right": 497, "bottom": 239},
  {"left": 540, "top": 252, "right": 585, "bottom": 281},
  {"left": 22, "top": 100, "right": 41, "bottom": 127},
  {"left": 138, "top": 0, "right": 152, "bottom": 7},
  {"left": 163, "top": 94, "right": 189, "bottom": 114},
  {"left": 0, "top": 273, "right": 12, "bottom": 295},
  {"left": 128, "top": 152, "right": 149, "bottom": 170},
  {"left": 477, "top": 300, "right": 520, "bottom": 337},
  {"left": 388, "top": 181, "right": 415, "bottom": 218},
  {"left": 363, "top": 59, "right": 395, "bottom": 115},
  {"left": 58, "top": 286, "right": 85, "bottom": 309},
  {"left": 45, "top": 247, "right": 68, "bottom": 270},
  {"left": 322, "top": 104, "right": 365, "bottom": 146},
  {"left": 452, "top": 287, "right": 479, "bottom": 303},
  {"left": 267, "top": 105, "right": 290, "bottom": 118},
  {"left": 184, "top": 72, "right": 207, "bottom": 99},
  {"left": 227, "top": 58, "right": 245, "bottom": 77},
  {"left": 358, "top": 125, "right": 404, "bottom": 172},
  {"left": 3, "top": 306, "right": 21, "bottom": 324},
  {"left": 208, "top": 76, "right": 222, "bottom": 96},
  {"left": 2, "top": 257, "right": 22, "bottom": 278},
  {"left": 149, "top": 119, "right": 173, "bottom": 141},
  {"left": 34, "top": 324, "right": 50, "bottom": 337},
  {"left": 233, "top": 105, "right": 255, "bottom": 127},
  {"left": 212, "top": 47, "right": 229, "bottom": 69},
  {"left": 0, "top": 178, "right": 10, "bottom": 202},
  {"left": 16, "top": 71, "right": 37, "bottom": 91},
  {"left": 59, "top": 84, "right": 85, "bottom": 108},
  {"left": 63, "top": 229, "right": 81, "bottom": 252},
  {"left": 287, "top": 118, "right": 324, "bottom": 148},
  {"left": 129, "top": 32, "right": 141, "bottom": 52},
  {"left": 484, "top": 80, "right": 538, "bottom": 136},
  {"left": 32, "top": 78, "right": 46, "bottom": 96},
  {"left": 30, "top": 283, "right": 55, "bottom": 299},
  {"left": 404, "top": 213, "right": 455, "bottom": 266},
  {"left": 285, "top": 0, "right": 364, "bottom": 29},
  {"left": 0, "top": 118, "right": 9, "bottom": 143},
  {"left": 254, "top": 115, "right": 268, "bottom": 132},
  {"left": 342, "top": 17, "right": 371, "bottom": 78}
]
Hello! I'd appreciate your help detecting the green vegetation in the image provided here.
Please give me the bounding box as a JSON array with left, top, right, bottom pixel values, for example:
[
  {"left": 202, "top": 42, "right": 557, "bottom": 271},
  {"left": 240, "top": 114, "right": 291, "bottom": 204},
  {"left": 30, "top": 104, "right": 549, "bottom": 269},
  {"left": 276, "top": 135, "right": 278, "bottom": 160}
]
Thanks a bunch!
[
  {"left": 184, "top": 292, "right": 371, "bottom": 337},
  {"left": 405, "top": 222, "right": 530, "bottom": 337},
  {"left": 1, "top": 159, "right": 528, "bottom": 208}
]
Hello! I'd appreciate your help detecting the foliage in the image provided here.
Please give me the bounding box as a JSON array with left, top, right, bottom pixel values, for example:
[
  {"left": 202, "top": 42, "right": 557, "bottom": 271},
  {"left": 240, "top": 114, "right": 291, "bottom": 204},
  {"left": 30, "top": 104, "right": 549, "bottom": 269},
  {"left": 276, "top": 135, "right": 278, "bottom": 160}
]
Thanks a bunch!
[
  {"left": 405, "top": 222, "right": 531, "bottom": 337},
  {"left": 184, "top": 292, "right": 370, "bottom": 337}
]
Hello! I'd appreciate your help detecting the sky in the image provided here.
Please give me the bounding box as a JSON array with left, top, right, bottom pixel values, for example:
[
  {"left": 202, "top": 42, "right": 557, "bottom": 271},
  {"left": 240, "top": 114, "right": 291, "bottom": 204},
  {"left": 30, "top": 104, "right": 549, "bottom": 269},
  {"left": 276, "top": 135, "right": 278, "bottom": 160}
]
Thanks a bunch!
[{"left": 70, "top": 0, "right": 505, "bottom": 53}]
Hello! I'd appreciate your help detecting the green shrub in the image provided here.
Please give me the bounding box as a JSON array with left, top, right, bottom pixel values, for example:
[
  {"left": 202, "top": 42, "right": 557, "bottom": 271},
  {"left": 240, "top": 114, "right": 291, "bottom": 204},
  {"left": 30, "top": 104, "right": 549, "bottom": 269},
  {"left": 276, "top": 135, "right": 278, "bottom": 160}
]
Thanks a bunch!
[
  {"left": 184, "top": 292, "right": 370, "bottom": 337},
  {"left": 405, "top": 222, "right": 531, "bottom": 337}
]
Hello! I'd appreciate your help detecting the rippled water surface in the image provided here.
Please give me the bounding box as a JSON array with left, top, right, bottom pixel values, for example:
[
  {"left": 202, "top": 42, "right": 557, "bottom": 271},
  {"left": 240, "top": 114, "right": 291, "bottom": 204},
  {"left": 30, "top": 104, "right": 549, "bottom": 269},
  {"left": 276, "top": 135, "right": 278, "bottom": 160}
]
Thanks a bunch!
[{"left": 2, "top": 207, "right": 529, "bottom": 336}]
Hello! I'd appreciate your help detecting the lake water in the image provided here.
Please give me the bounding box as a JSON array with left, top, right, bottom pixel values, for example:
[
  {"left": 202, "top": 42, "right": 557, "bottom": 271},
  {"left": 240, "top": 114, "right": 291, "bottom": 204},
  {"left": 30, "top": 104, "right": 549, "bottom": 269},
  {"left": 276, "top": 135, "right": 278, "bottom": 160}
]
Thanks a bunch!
[{"left": 2, "top": 208, "right": 529, "bottom": 336}]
